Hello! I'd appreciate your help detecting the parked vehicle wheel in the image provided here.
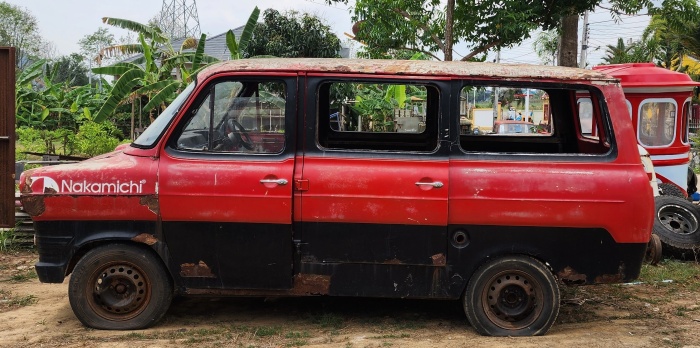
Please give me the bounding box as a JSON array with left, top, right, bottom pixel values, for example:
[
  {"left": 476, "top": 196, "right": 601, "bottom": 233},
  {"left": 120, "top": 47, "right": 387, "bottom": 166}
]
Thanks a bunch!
[
  {"left": 463, "top": 255, "right": 559, "bottom": 336},
  {"left": 659, "top": 182, "right": 686, "bottom": 198},
  {"left": 654, "top": 195, "right": 700, "bottom": 251},
  {"left": 68, "top": 244, "right": 173, "bottom": 330},
  {"left": 644, "top": 233, "right": 662, "bottom": 265}
]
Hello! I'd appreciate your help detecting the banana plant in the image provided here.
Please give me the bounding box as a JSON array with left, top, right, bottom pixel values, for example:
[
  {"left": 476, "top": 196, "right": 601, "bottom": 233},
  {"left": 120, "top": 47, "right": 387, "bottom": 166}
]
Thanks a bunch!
[
  {"left": 226, "top": 6, "right": 260, "bottom": 59},
  {"left": 95, "top": 17, "right": 218, "bottom": 138}
]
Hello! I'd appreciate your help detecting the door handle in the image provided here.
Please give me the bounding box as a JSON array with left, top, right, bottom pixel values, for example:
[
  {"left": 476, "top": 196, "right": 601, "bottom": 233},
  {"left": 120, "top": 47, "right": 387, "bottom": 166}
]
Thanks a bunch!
[
  {"left": 415, "top": 181, "right": 444, "bottom": 188},
  {"left": 260, "top": 179, "right": 288, "bottom": 185}
]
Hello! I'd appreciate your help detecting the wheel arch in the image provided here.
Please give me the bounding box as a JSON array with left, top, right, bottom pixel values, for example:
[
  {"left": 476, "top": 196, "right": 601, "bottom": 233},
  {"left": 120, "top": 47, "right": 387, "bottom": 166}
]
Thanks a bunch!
[{"left": 68, "top": 233, "right": 173, "bottom": 287}]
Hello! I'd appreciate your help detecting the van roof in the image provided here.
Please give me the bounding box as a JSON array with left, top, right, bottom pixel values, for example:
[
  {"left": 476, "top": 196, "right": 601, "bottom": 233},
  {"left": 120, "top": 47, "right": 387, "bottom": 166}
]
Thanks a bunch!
[{"left": 197, "top": 58, "right": 617, "bottom": 84}]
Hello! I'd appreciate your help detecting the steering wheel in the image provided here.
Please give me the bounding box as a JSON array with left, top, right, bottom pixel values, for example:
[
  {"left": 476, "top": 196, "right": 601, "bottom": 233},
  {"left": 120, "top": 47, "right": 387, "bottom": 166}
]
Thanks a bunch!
[{"left": 225, "top": 118, "right": 254, "bottom": 150}]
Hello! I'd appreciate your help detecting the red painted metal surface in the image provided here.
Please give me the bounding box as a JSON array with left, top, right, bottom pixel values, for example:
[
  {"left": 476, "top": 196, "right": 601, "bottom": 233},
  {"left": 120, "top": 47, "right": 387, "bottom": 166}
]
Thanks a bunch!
[
  {"left": 299, "top": 156, "right": 448, "bottom": 226},
  {"left": 19, "top": 150, "right": 158, "bottom": 221}
]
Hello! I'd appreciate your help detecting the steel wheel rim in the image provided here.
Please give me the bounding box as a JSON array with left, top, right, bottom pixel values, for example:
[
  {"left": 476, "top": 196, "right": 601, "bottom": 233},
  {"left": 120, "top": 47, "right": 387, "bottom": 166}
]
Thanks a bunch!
[
  {"left": 658, "top": 204, "right": 699, "bottom": 235},
  {"left": 86, "top": 261, "right": 151, "bottom": 321},
  {"left": 481, "top": 270, "right": 543, "bottom": 330}
]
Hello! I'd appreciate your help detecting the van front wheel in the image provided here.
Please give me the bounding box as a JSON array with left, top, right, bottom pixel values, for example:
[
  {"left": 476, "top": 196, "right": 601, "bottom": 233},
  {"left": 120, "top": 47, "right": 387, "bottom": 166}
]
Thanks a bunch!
[
  {"left": 68, "top": 244, "right": 172, "bottom": 330},
  {"left": 463, "top": 255, "right": 560, "bottom": 336}
]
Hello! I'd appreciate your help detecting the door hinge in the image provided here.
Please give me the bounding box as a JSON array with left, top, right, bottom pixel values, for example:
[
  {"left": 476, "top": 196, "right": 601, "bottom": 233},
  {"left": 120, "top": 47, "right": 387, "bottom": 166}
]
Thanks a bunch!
[{"left": 295, "top": 179, "right": 309, "bottom": 191}]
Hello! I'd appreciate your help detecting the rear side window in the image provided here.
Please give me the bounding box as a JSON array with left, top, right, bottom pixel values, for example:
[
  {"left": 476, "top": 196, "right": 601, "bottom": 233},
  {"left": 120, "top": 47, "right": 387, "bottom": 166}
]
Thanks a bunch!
[
  {"left": 459, "top": 84, "right": 611, "bottom": 155},
  {"left": 638, "top": 98, "right": 676, "bottom": 147},
  {"left": 316, "top": 81, "right": 439, "bottom": 152},
  {"left": 172, "top": 80, "right": 286, "bottom": 154}
]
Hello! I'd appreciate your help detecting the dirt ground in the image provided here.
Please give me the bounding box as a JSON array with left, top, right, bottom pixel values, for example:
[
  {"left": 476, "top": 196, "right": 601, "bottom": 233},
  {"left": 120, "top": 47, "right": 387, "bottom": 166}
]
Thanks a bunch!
[{"left": 1, "top": 251, "right": 700, "bottom": 348}]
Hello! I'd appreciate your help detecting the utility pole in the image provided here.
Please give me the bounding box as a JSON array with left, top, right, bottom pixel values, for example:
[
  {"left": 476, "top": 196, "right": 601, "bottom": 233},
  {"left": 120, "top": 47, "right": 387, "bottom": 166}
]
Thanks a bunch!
[
  {"left": 492, "top": 51, "right": 500, "bottom": 130},
  {"left": 579, "top": 11, "right": 589, "bottom": 69}
]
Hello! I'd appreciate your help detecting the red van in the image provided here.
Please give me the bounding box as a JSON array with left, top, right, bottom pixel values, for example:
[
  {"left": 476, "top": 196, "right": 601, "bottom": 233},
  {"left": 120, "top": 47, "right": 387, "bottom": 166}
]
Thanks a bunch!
[{"left": 20, "top": 59, "right": 654, "bottom": 336}]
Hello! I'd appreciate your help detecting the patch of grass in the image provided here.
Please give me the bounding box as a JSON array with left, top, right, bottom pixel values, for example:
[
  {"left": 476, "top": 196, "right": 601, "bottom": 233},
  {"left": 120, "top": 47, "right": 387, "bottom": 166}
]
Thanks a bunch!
[
  {"left": 254, "top": 326, "right": 281, "bottom": 337},
  {"left": 9, "top": 270, "right": 37, "bottom": 282},
  {"left": 285, "top": 331, "right": 310, "bottom": 339},
  {"left": 639, "top": 260, "right": 700, "bottom": 285},
  {"left": 122, "top": 332, "right": 147, "bottom": 340},
  {"left": 0, "top": 228, "right": 15, "bottom": 252},
  {"left": 310, "top": 313, "right": 345, "bottom": 330},
  {"left": 9, "top": 294, "right": 37, "bottom": 306}
]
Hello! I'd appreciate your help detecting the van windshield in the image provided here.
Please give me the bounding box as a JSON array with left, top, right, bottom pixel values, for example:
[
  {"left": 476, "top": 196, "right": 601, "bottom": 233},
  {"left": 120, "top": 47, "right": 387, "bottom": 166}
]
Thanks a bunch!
[{"left": 132, "top": 82, "right": 196, "bottom": 148}]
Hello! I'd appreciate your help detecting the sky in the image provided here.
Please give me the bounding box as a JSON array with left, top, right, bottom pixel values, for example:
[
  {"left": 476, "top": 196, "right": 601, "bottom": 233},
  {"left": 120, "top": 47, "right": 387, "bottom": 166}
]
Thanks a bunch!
[{"left": 4, "top": 0, "right": 650, "bottom": 67}]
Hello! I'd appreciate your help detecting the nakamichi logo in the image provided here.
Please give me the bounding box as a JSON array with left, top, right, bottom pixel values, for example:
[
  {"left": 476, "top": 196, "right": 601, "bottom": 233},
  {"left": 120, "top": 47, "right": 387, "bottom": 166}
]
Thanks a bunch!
[{"left": 61, "top": 179, "right": 146, "bottom": 194}]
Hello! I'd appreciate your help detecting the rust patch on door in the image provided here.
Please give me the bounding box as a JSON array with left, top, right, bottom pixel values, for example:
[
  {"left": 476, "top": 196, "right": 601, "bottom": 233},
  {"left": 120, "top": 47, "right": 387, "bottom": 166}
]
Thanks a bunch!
[
  {"left": 431, "top": 253, "right": 446, "bottom": 266},
  {"left": 180, "top": 261, "right": 216, "bottom": 278},
  {"left": 139, "top": 195, "right": 159, "bottom": 215},
  {"left": 558, "top": 266, "right": 587, "bottom": 285},
  {"left": 291, "top": 274, "right": 330, "bottom": 295},
  {"left": 132, "top": 233, "right": 158, "bottom": 246}
]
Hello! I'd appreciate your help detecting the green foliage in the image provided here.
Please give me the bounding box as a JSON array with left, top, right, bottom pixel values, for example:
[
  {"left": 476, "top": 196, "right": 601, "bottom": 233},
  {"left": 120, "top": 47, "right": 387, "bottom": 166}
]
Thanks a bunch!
[
  {"left": 227, "top": 6, "right": 260, "bottom": 60},
  {"left": 15, "top": 59, "right": 110, "bottom": 132},
  {"left": 0, "top": 228, "right": 14, "bottom": 252},
  {"left": 0, "top": 1, "right": 43, "bottom": 69},
  {"left": 74, "top": 121, "right": 123, "bottom": 157},
  {"left": 245, "top": 9, "right": 341, "bottom": 58},
  {"left": 47, "top": 53, "right": 90, "bottom": 87},
  {"left": 95, "top": 17, "right": 215, "bottom": 136},
  {"left": 78, "top": 27, "right": 115, "bottom": 63}
]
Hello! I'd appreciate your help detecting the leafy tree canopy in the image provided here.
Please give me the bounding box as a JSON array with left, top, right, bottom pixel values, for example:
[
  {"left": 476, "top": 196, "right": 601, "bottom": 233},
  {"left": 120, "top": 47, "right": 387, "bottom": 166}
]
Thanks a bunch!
[
  {"left": 48, "top": 53, "right": 90, "bottom": 87},
  {"left": 0, "top": 1, "right": 43, "bottom": 68},
  {"left": 328, "top": 0, "right": 700, "bottom": 64},
  {"left": 245, "top": 9, "right": 341, "bottom": 58}
]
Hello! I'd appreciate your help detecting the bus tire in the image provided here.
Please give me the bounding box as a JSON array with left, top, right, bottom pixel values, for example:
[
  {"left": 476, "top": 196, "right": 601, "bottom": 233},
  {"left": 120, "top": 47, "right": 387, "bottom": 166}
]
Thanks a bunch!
[
  {"left": 654, "top": 195, "right": 700, "bottom": 251},
  {"left": 463, "top": 255, "right": 560, "bottom": 336},
  {"left": 659, "top": 182, "right": 686, "bottom": 198},
  {"left": 68, "top": 244, "right": 173, "bottom": 330}
]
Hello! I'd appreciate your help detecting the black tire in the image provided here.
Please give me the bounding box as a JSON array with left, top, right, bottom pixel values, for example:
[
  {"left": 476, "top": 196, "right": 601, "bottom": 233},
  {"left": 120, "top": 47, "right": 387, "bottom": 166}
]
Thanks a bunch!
[
  {"left": 68, "top": 244, "right": 173, "bottom": 330},
  {"left": 653, "top": 195, "right": 700, "bottom": 251},
  {"left": 644, "top": 233, "right": 662, "bottom": 266},
  {"left": 463, "top": 255, "right": 560, "bottom": 336},
  {"left": 659, "top": 182, "right": 686, "bottom": 198}
]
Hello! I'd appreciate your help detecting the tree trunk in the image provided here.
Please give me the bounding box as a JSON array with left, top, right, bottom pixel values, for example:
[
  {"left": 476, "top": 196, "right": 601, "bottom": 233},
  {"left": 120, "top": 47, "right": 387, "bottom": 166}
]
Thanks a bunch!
[
  {"left": 444, "top": 0, "right": 455, "bottom": 61},
  {"left": 558, "top": 14, "right": 579, "bottom": 67}
]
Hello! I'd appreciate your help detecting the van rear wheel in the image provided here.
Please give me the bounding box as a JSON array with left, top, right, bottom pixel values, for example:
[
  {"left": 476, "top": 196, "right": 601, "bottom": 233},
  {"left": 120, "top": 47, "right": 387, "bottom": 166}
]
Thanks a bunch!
[
  {"left": 68, "top": 244, "right": 172, "bottom": 330},
  {"left": 463, "top": 255, "right": 559, "bottom": 336}
]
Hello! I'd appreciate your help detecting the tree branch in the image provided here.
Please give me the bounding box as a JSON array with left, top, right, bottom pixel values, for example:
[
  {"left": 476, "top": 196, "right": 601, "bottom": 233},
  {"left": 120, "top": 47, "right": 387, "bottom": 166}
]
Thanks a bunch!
[
  {"left": 345, "top": 32, "right": 442, "bottom": 60},
  {"left": 461, "top": 40, "right": 502, "bottom": 61},
  {"left": 392, "top": 8, "right": 446, "bottom": 54}
]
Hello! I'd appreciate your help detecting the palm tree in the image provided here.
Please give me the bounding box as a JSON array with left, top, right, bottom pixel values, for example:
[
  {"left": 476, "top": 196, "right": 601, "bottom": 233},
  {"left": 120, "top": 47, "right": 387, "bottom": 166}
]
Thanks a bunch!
[{"left": 601, "top": 38, "right": 635, "bottom": 64}]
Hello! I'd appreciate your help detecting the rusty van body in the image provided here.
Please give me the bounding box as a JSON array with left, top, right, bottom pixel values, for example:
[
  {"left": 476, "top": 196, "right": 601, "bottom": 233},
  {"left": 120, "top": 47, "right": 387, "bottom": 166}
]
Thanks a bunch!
[{"left": 20, "top": 59, "right": 654, "bottom": 336}]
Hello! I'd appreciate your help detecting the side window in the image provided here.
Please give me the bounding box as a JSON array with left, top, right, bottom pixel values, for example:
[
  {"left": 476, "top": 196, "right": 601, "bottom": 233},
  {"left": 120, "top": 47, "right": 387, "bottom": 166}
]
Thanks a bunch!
[
  {"left": 577, "top": 98, "right": 595, "bottom": 138},
  {"left": 682, "top": 99, "right": 691, "bottom": 144},
  {"left": 317, "top": 81, "right": 439, "bottom": 152},
  {"left": 638, "top": 98, "right": 677, "bottom": 147},
  {"left": 174, "top": 80, "right": 286, "bottom": 154},
  {"left": 459, "top": 84, "right": 610, "bottom": 155}
]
